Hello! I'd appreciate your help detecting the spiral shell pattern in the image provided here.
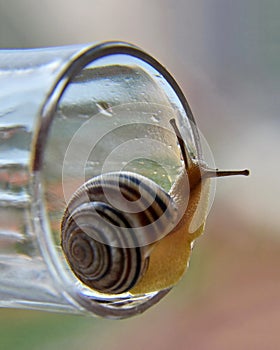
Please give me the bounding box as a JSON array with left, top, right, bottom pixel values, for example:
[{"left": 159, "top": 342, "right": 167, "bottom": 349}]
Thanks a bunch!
[{"left": 61, "top": 171, "right": 178, "bottom": 294}]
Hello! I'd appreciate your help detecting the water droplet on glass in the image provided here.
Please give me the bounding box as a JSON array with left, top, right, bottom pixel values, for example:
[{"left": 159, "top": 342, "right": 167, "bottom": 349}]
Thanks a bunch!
[
  {"left": 151, "top": 114, "right": 160, "bottom": 123},
  {"left": 96, "top": 101, "right": 113, "bottom": 117},
  {"left": 0, "top": 125, "right": 28, "bottom": 141},
  {"left": 86, "top": 161, "right": 100, "bottom": 168}
]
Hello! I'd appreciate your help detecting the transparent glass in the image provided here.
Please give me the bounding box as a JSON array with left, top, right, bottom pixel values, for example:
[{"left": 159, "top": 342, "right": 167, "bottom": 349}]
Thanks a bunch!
[{"left": 0, "top": 42, "right": 201, "bottom": 318}]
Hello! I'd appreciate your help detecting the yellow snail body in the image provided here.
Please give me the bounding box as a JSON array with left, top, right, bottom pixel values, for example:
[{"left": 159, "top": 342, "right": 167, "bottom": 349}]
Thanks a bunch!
[{"left": 61, "top": 119, "right": 249, "bottom": 295}]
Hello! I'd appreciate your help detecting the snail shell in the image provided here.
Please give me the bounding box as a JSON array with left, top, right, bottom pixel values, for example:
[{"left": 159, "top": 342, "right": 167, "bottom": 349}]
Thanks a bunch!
[{"left": 61, "top": 171, "right": 179, "bottom": 294}]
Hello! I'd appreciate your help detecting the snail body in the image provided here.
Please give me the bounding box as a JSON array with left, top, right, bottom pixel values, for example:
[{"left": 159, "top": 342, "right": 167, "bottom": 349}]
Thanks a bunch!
[{"left": 61, "top": 119, "right": 249, "bottom": 295}]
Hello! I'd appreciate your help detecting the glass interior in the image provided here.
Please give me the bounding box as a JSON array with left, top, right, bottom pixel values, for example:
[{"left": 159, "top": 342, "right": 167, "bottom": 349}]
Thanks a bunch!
[{"left": 42, "top": 53, "right": 200, "bottom": 317}]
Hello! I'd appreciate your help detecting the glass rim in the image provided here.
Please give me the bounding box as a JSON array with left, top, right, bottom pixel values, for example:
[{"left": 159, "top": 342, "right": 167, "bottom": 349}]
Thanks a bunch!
[{"left": 30, "top": 41, "right": 202, "bottom": 319}]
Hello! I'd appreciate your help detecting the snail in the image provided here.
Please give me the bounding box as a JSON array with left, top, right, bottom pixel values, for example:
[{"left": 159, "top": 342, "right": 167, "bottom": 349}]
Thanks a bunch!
[{"left": 61, "top": 119, "right": 249, "bottom": 295}]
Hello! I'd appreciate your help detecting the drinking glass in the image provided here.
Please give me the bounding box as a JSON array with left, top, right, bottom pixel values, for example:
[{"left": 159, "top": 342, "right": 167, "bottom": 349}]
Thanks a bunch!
[{"left": 0, "top": 42, "right": 201, "bottom": 318}]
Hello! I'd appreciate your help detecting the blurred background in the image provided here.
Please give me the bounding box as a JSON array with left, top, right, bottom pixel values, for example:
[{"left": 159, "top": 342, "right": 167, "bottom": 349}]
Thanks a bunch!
[{"left": 0, "top": 0, "right": 279, "bottom": 349}]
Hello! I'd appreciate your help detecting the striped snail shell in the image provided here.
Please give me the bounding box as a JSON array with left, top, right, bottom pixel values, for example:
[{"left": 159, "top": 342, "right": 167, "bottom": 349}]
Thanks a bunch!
[
  {"left": 61, "top": 171, "right": 180, "bottom": 294},
  {"left": 61, "top": 119, "right": 249, "bottom": 295}
]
